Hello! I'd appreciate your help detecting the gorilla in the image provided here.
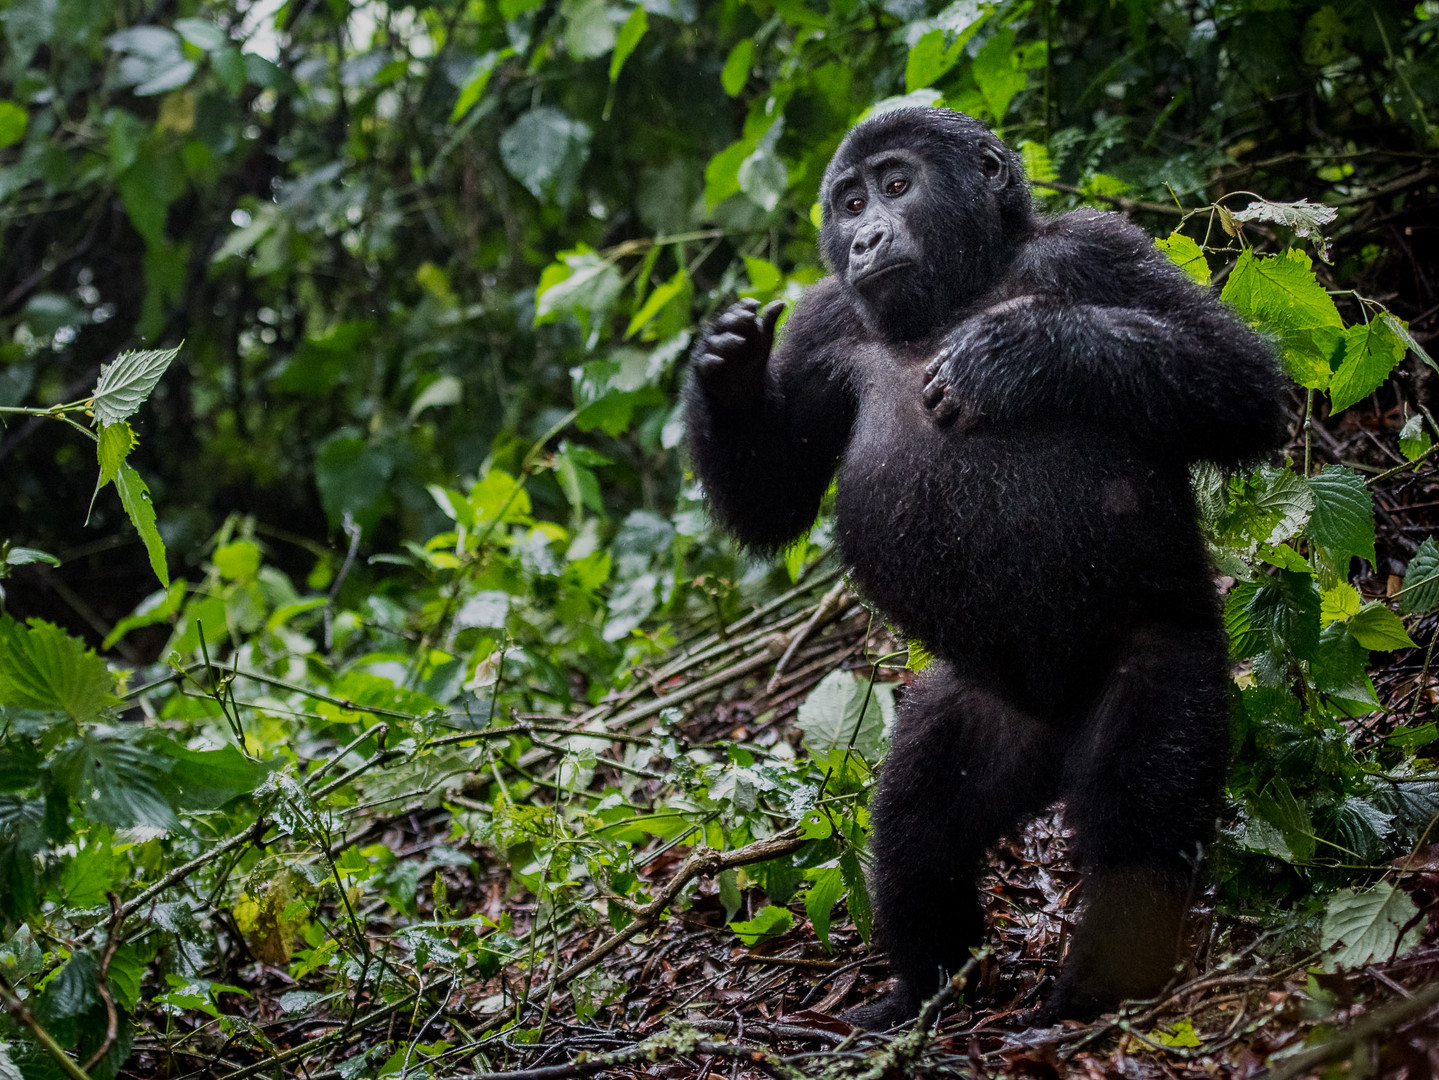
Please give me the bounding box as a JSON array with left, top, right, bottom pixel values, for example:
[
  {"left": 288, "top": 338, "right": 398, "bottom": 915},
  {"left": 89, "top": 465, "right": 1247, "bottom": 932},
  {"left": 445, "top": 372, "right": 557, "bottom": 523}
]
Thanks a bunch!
[{"left": 684, "top": 107, "right": 1288, "bottom": 1028}]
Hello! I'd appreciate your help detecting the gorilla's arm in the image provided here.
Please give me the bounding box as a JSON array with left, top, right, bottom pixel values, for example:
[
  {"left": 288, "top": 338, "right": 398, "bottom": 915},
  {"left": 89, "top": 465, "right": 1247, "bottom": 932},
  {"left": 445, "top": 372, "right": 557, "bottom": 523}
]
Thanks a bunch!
[
  {"left": 685, "top": 283, "right": 859, "bottom": 552},
  {"left": 924, "top": 210, "right": 1288, "bottom": 467}
]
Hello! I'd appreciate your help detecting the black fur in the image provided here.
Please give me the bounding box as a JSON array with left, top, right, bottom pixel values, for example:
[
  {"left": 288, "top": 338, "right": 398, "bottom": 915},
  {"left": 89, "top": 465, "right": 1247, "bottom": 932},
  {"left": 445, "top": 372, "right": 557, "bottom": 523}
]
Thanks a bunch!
[{"left": 685, "top": 107, "right": 1287, "bottom": 1027}]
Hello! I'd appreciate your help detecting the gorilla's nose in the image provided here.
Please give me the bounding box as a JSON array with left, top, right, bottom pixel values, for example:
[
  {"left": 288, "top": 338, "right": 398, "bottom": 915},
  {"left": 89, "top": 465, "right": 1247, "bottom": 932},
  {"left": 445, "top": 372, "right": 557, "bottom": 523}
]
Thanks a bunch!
[{"left": 852, "top": 224, "right": 890, "bottom": 258}]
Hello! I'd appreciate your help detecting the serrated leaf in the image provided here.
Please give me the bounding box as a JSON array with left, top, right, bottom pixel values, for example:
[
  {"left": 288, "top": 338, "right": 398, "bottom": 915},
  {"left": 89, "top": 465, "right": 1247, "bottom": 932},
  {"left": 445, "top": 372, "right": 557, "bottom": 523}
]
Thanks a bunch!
[
  {"left": 0, "top": 617, "right": 113, "bottom": 721},
  {"left": 91, "top": 345, "right": 181, "bottom": 426},
  {"left": 52, "top": 732, "right": 178, "bottom": 832},
  {"left": 1229, "top": 197, "right": 1337, "bottom": 240},
  {"left": 89, "top": 420, "right": 138, "bottom": 523},
  {"left": 1305, "top": 465, "right": 1375, "bottom": 566},
  {"left": 1320, "top": 583, "right": 1362, "bottom": 625},
  {"left": 1400, "top": 537, "right": 1439, "bottom": 616},
  {"left": 1221, "top": 249, "right": 1343, "bottom": 390},
  {"left": 720, "top": 37, "right": 753, "bottom": 97},
  {"left": 1155, "top": 232, "right": 1211, "bottom": 286},
  {"left": 116, "top": 463, "right": 170, "bottom": 587},
  {"left": 1330, "top": 319, "right": 1406, "bottom": 414},
  {"left": 1321, "top": 882, "right": 1422, "bottom": 970},
  {"left": 1326, "top": 796, "right": 1393, "bottom": 860},
  {"left": 1348, "top": 602, "right": 1416, "bottom": 650},
  {"left": 609, "top": 5, "right": 647, "bottom": 83}
]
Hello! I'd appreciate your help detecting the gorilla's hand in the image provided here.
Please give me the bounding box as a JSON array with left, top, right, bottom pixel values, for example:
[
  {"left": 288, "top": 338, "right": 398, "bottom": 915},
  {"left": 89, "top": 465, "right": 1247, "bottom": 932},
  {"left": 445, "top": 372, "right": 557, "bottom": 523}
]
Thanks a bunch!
[
  {"left": 921, "top": 296, "right": 1038, "bottom": 427},
  {"left": 692, "top": 298, "right": 784, "bottom": 407}
]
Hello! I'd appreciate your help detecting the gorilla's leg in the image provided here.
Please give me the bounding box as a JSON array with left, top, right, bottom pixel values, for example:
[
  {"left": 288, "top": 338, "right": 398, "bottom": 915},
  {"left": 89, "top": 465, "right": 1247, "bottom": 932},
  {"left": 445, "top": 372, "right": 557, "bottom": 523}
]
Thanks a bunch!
[
  {"left": 1044, "top": 623, "right": 1231, "bottom": 1021},
  {"left": 847, "top": 662, "right": 1062, "bottom": 1029}
]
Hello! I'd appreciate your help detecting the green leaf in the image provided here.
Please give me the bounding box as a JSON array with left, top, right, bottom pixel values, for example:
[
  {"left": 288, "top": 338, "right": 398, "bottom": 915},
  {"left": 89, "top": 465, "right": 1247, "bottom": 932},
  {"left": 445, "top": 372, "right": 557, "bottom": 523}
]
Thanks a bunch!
[
  {"left": 450, "top": 51, "right": 507, "bottom": 123},
  {"left": 499, "top": 106, "right": 592, "bottom": 207},
  {"left": 408, "top": 374, "right": 463, "bottom": 420},
  {"left": 1347, "top": 603, "right": 1416, "bottom": 650},
  {"left": 0, "top": 617, "right": 113, "bottom": 721},
  {"left": 1154, "top": 232, "right": 1211, "bottom": 286},
  {"left": 1378, "top": 311, "right": 1437, "bottom": 374},
  {"left": 1400, "top": 537, "right": 1439, "bottom": 616},
  {"left": 1326, "top": 796, "right": 1393, "bottom": 861},
  {"left": 803, "top": 864, "right": 845, "bottom": 951},
  {"left": 1319, "top": 583, "right": 1361, "bottom": 625},
  {"left": 90, "top": 421, "right": 138, "bottom": 523},
  {"left": 704, "top": 137, "right": 753, "bottom": 209},
  {"left": 609, "top": 5, "right": 647, "bottom": 83},
  {"left": 213, "top": 540, "right": 261, "bottom": 582},
  {"left": 728, "top": 903, "right": 793, "bottom": 946},
  {"left": 972, "top": 29, "right": 1025, "bottom": 121},
  {"left": 535, "top": 248, "right": 623, "bottom": 335},
  {"left": 1, "top": 547, "right": 60, "bottom": 569},
  {"left": 564, "top": 0, "right": 619, "bottom": 60},
  {"left": 91, "top": 345, "right": 181, "bottom": 427},
  {"left": 795, "top": 670, "right": 893, "bottom": 767},
  {"left": 58, "top": 832, "right": 120, "bottom": 907},
  {"left": 0, "top": 101, "right": 27, "bottom": 150},
  {"left": 1249, "top": 777, "right": 1314, "bottom": 861},
  {"left": 1399, "top": 413, "right": 1432, "bottom": 461},
  {"left": 1321, "top": 883, "right": 1423, "bottom": 970},
  {"left": 720, "top": 38, "right": 753, "bottom": 97},
  {"left": 1220, "top": 249, "right": 1343, "bottom": 390},
  {"left": 1329, "top": 319, "right": 1406, "bottom": 414},
  {"left": 1017, "top": 140, "right": 1056, "bottom": 183},
  {"left": 625, "top": 268, "right": 687, "bottom": 339},
  {"left": 52, "top": 732, "right": 179, "bottom": 832},
  {"left": 1304, "top": 465, "right": 1375, "bottom": 566},
  {"left": 738, "top": 146, "right": 788, "bottom": 213},
  {"left": 905, "top": 29, "right": 962, "bottom": 92},
  {"left": 116, "top": 464, "right": 170, "bottom": 587},
  {"left": 1151, "top": 1019, "right": 1203, "bottom": 1049}
]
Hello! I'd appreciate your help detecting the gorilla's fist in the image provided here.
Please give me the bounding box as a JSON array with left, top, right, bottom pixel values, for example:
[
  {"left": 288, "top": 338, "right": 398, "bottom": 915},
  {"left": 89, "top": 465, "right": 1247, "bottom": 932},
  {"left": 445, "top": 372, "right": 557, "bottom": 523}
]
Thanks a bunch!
[{"left": 692, "top": 298, "right": 784, "bottom": 407}]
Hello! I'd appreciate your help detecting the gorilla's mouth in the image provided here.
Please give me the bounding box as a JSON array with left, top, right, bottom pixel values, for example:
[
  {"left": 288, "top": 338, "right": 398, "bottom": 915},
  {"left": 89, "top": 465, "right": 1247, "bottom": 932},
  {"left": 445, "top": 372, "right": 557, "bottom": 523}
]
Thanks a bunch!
[{"left": 853, "top": 260, "right": 913, "bottom": 286}]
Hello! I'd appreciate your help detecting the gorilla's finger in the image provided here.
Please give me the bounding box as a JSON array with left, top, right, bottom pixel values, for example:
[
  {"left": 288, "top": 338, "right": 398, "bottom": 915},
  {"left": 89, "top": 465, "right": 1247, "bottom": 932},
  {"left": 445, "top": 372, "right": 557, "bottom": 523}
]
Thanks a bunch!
[
  {"left": 760, "top": 300, "right": 786, "bottom": 338},
  {"left": 707, "top": 332, "right": 749, "bottom": 353},
  {"left": 713, "top": 309, "right": 759, "bottom": 333},
  {"left": 931, "top": 394, "right": 960, "bottom": 424},
  {"left": 923, "top": 355, "right": 944, "bottom": 379},
  {"left": 921, "top": 377, "right": 945, "bottom": 408}
]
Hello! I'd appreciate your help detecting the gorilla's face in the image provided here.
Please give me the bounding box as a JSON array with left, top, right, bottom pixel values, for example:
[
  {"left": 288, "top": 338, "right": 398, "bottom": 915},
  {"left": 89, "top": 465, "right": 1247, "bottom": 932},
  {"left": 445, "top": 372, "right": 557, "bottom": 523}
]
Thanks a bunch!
[{"left": 819, "top": 109, "right": 1026, "bottom": 341}]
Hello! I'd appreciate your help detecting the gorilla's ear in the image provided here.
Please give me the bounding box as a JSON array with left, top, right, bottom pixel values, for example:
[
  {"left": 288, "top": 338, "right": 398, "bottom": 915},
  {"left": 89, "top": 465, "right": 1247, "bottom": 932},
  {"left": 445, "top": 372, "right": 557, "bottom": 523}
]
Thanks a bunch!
[{"left": 979, "top": 145, "right": 1008, "bottom": 189}]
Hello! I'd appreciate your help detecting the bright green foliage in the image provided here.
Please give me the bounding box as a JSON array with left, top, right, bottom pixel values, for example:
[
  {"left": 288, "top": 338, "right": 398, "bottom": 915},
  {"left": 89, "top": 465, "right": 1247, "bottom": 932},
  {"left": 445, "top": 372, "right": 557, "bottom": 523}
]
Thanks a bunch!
[
  {"left": 1321, "top": 883, "right": 1423, "bottom": 970},
  {"left": 1221, "top": 250, "right": 1344, "bottom": 390}
]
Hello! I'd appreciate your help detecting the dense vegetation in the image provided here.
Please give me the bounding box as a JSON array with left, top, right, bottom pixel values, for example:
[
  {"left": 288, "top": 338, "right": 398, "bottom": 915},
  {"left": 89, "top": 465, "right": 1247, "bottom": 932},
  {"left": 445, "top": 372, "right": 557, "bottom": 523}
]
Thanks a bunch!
[{"left": 1, "top": 0, "right": 1438, "bottom": 1076}]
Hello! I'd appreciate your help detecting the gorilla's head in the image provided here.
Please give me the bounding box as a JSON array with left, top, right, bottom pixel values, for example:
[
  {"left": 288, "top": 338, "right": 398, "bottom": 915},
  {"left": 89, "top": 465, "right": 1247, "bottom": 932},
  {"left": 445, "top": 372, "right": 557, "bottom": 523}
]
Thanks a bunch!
[{"left": 819, "top": 107, "right": 1033, "bottom": 340}]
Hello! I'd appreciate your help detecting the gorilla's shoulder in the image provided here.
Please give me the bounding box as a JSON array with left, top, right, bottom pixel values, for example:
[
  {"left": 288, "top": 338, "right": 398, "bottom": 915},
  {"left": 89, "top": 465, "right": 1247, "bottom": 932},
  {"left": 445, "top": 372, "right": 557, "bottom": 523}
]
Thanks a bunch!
[{"left": 1039, "top": 207, "right": 1154, "bottom": 260}]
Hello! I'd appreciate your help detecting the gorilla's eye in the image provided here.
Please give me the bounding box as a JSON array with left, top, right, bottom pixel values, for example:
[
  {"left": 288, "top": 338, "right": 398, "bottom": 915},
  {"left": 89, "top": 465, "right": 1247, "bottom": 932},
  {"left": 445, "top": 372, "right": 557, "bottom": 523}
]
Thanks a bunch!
[
  {"left": 885, "top": 177, "right": 908, "bottom": 195},
  {"left": 845, "top": 196, "right": 866, "bottom": 213}
]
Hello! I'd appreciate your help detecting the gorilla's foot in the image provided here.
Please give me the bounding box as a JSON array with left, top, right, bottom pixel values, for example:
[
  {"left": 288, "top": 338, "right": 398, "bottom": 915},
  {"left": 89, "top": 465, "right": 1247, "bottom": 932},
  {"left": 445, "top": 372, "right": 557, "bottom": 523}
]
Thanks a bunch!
[{"left": 840, "top": 988, "right": 919, "bottom": 1031}]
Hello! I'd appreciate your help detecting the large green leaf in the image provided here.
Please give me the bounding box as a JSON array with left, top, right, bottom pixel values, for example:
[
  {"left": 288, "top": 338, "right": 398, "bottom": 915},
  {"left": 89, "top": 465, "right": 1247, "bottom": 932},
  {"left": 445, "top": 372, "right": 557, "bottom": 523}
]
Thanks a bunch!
[
  {"left": 1321, "top": 883, "right": 1423, "bottom": 970},
  {"left": 51, "top": 732, "right": 179, "bottom": 832},
  {"left": 499, "top": 106, "right": 592, "bottom": 206},
  {"left": 1329, "top": 319, "right": 1407, "bottom": 413},
  {"left": 91, "top": 345, "right": 181, "bottom": 426},
  {"left": 1400, "top": 536, "right": 1439, "bottom": 615},
  {"left": 0, "top": 617, "right": 113, "bottom": 721},
  {"left": 1221, "top": 249, "right": 1343, "bottom": 389},
  {"left": 1304, "top": 465, "right": 1375, "bottom": 567},
  {"left": 796, "top": 669, "right": 894, "bottom": 767}
]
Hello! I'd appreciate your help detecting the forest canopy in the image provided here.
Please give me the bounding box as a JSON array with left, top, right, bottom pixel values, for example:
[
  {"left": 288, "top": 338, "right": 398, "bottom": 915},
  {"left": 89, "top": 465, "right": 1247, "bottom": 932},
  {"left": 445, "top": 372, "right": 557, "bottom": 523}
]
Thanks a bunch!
[{"left": 1, "top": 0, "right": 1438, "bottom": 1077}]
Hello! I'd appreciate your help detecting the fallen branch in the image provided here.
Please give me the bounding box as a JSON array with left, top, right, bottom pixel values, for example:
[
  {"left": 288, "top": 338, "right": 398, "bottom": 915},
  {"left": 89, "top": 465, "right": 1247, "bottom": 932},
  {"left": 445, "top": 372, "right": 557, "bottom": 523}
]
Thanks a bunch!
[{"left": 470, "top": 1026, "right": 805, "bottom": 1080}]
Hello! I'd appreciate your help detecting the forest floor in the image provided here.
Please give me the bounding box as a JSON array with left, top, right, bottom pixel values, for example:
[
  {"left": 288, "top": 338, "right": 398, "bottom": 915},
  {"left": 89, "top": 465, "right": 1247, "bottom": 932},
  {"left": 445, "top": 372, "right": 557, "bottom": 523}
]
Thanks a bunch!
[{"left": 122, "top": 393, "right": 1439, "bottom": 1080}]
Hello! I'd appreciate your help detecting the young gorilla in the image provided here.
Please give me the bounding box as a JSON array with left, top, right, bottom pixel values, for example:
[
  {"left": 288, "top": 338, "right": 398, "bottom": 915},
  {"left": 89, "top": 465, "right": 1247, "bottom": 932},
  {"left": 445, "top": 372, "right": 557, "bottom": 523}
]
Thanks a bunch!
[{"left": 685, "top": 107, "right": 1288, "bottom": 1028}]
